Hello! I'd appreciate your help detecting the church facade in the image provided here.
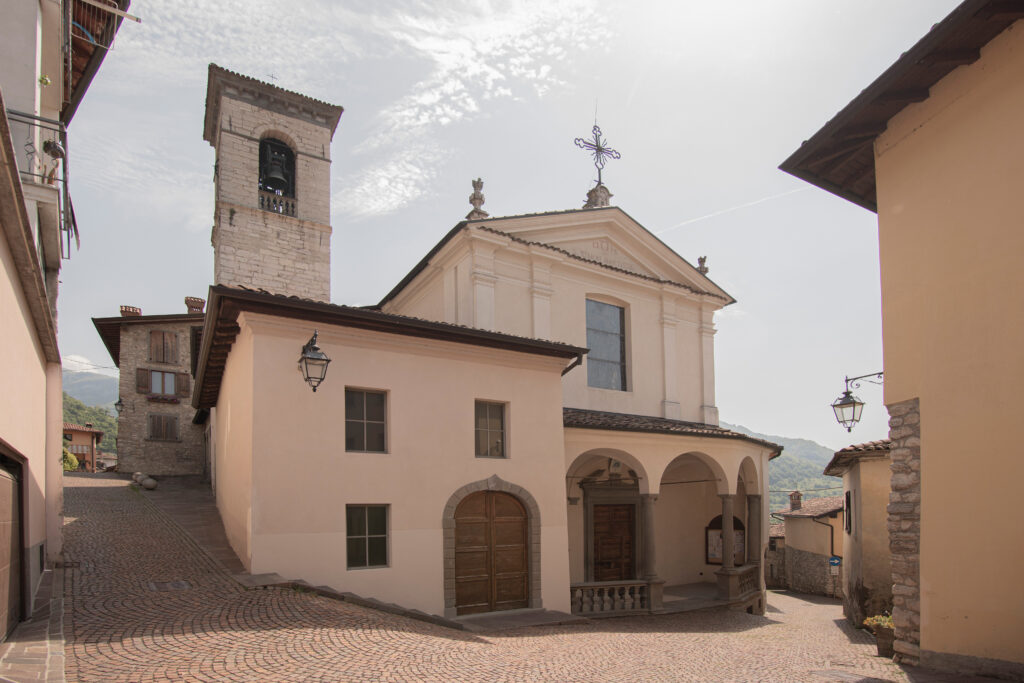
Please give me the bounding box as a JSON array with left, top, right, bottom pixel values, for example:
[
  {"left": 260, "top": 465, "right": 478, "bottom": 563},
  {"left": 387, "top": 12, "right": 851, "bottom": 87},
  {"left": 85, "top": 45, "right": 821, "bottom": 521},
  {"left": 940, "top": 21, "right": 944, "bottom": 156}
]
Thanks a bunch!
[{"left": 193, "top": 65, "right": 780, "bottom": 619}]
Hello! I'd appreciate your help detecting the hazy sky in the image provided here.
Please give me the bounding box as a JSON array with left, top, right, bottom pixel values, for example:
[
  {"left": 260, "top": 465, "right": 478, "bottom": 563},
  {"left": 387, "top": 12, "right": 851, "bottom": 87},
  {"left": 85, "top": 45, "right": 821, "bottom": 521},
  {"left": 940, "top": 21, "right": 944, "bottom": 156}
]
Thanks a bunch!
[{"left": 57, "top": 0, "right": 961, "bottom": 450}]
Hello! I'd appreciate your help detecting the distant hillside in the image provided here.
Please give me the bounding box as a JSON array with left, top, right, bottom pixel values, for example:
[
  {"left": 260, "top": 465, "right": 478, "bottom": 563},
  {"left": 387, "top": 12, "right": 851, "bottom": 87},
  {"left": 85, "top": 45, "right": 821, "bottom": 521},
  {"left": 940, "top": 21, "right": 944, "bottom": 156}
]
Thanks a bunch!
[
  {"left": 62, "top": 369, "right": 118, "bottom": 410},
  {"left": 63, "top": 393, "right": 117, "bottom": 454},
  {"left": 721, "top": 421, "right": 841, "bottom": 512}
]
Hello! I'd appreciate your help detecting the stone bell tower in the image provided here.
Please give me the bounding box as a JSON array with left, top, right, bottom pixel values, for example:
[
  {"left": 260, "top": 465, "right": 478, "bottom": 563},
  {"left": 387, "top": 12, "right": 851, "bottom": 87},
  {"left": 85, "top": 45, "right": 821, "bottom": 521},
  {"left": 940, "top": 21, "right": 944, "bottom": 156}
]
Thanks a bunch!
[{"left": 202, "top": 64, "right": 343, "bottom": 302}]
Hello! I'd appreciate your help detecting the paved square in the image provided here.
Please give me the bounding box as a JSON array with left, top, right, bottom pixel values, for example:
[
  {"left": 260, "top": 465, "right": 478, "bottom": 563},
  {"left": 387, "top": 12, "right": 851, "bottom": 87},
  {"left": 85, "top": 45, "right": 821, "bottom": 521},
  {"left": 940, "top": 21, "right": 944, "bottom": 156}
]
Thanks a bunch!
[{"left": 56, "top": 475, "right": 910, "bottom": 682}]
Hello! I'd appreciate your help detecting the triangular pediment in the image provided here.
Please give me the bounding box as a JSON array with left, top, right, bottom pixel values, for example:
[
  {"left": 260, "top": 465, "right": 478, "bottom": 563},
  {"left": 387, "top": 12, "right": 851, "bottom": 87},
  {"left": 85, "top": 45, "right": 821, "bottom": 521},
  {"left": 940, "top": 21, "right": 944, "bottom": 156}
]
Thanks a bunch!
[{"left": 480, "top": 207, "right": 732, "bottom": 302}]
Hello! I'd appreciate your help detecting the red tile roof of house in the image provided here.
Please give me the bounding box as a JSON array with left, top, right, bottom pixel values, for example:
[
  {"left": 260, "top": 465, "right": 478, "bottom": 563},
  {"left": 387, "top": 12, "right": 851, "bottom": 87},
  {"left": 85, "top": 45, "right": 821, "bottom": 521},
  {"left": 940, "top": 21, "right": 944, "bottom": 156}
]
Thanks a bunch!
[
  {"left": 823, "top": 439, "right": 892, "bottom": 476},
  {"left": 63, "top": 422, "right": 104, "bottom": 436},
  {"left": 777, "top": 495, "right": 843, "bottom": 518}
]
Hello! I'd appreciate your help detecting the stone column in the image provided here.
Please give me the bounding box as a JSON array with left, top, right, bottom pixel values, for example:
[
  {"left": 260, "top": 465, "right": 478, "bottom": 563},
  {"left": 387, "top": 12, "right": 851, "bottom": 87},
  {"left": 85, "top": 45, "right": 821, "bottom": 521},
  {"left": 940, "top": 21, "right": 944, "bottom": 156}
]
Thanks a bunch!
[
  {"left": 720, "top": 493, "right": 735, "bottom": 570},
  {"left": 641, "top": 494, "right": 658, "bottom": 579},
  {"left": 640, "top": 493, "right": 663, "bottom": 612},
  {"left": 747, "top": 494, "right": 762, "bottom": 565}
]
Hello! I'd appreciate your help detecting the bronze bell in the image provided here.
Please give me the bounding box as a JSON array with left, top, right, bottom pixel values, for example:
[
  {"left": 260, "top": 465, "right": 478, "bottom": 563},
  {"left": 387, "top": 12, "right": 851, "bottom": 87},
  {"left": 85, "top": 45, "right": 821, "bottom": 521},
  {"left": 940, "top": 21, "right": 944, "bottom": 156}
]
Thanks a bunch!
[{"left": 263, "top": 158, "right": 288, "bottom": 192}]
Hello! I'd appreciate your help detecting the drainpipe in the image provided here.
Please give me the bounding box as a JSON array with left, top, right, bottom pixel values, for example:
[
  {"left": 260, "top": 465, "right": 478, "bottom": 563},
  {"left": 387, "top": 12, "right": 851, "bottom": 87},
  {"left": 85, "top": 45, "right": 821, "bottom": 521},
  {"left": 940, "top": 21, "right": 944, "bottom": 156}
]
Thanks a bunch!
[
  {"left": 561, "top": 352, "right": 584, "bottom": 376},
  {"left": 811, "top": 515, "right": 839, "bottom": 558}
]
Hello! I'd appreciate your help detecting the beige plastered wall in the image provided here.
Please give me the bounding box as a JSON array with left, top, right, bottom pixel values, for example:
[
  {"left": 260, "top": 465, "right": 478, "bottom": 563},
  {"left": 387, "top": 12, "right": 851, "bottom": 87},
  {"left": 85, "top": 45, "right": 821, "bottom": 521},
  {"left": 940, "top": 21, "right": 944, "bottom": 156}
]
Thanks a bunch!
[
  {"left": 785, "top": 514, "right": 842, "bottom": 558},
  {"left": 385, "top": 226, "right": 721, "bottom": 425},
  {"left": 211, "top": 323, "right": 255, "bottom": 568},
  {"left": 874, "top": 19, "right": 1024, "bottom": 665},
  {"left": 564, "top": 428, "right": 769, "bottom": 585},
  {"left": 843, "top": 458, "right": 891, "bottom": 613},
  {"left": 0, "top": 193, "right": 58, "bottom": 595},
  {"left": 215, "top": 312, "right": 572, "bottom": 616}
]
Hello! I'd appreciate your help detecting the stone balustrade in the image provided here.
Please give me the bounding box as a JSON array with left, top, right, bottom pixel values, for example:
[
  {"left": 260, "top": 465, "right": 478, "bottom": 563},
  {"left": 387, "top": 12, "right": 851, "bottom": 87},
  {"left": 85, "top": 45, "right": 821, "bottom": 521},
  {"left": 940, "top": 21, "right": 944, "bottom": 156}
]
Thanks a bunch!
[
  {"left": 259, "top": 190, "right": 297, "bottom": 217},
  {"left": 570, "top": 580, "right": 651, "bottom": 615}
]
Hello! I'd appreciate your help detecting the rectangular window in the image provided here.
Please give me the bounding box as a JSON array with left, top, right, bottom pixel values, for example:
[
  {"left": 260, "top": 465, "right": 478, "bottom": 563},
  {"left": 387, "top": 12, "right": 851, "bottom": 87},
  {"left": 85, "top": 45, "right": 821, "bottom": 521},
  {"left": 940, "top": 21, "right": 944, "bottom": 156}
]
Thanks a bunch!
[
  {"left": 150, "top": 370, "right": 176, "bottom": 396},
  {"left": 586, "top": 299, "right": 626, "bottom": 391},
  {"left": 147, "top": 415, "right": 179, "bottom": 441},
  {"left": 345, "top": 389, "right": 387, "bottom": 452},
  {"left": 474, "top": 401, "right": 506, "bottom": 458},
  {"left": 149, "top": 331, "right": 178, "bottom": 363},
  {"left": 845, "top": 490, "right": 853, "bottom": 534},
  {"left": 346, "top": 505, "right": 388, "bottom": 569}
]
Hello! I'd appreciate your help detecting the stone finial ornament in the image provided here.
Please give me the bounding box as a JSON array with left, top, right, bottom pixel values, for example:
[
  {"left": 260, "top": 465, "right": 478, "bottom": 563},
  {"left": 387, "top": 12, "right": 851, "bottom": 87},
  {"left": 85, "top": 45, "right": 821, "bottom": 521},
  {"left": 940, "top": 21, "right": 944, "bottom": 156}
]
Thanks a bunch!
[
  {"left": 697, "top": 256, "right": 709, "bottom": 274},
  {"left": 583, "top": 183, "right": 613, "bottom": 209},
  {"left": 466, "top": 178, "right": 489, "bottom": 220}
]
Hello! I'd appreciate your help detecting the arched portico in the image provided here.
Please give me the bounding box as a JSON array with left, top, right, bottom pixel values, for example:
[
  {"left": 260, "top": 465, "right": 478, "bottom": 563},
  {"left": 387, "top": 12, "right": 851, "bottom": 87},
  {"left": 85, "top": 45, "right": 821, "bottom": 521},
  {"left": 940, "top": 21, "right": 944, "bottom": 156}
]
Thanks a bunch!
[{"left": 441, "top": 475, "right": 542, "bottom": 617}]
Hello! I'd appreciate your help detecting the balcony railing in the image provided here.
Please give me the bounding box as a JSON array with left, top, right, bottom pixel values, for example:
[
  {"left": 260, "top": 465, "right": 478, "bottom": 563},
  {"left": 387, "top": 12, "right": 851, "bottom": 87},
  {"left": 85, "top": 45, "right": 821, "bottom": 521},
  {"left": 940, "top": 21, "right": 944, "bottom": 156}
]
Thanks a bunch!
[
  {"left": 5, "top": 108, "right": 75, "bottom": 259},
  {"left": 259, "top": 190, "right": 297, "bottom": 217},
  {"left": 570, "top": 580, "right": 652, "bottom": 616}
]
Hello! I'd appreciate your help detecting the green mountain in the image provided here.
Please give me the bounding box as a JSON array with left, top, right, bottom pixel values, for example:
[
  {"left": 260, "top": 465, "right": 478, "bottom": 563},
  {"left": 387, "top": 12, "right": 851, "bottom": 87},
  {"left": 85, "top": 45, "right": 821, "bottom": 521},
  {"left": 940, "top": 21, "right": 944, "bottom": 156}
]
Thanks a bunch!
[
  {"left": 62, "top": 369, "right": 118, "bottom": 410},
  {"left": 721, "top": 421, "right": 842, "bottom": 512},
  {"left": 63, "top": 393, "right": 117, "bottom": 455}
]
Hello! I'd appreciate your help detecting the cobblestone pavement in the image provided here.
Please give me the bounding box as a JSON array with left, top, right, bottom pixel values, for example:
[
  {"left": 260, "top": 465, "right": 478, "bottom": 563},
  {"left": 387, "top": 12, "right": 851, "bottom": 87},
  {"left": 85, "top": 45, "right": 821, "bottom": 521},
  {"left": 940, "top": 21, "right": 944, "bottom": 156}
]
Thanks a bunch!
[{"left": 62, "top": 475, "right": 912, "bottom": 683}]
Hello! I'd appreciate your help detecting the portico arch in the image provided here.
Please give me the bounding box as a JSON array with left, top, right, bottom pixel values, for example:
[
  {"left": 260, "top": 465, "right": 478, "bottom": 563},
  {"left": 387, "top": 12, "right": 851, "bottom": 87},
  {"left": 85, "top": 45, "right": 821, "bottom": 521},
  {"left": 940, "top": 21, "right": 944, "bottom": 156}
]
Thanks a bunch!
[
  {"left": 662, "top": 451, "right": 729, "bottom": 495},
  {"left": 441, "top": 475, "right": 541, "bottom": 617},
  {"left": 566, "top": 448, "right": 650, "bottom": 495}
]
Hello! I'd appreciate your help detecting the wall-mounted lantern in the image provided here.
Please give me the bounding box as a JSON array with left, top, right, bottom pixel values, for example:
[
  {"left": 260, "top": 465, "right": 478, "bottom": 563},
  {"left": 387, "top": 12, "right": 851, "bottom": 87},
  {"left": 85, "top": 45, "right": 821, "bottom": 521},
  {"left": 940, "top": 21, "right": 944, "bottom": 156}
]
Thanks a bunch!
[
  {"left": 298, "top": 330, "right": 331, "bottom": 392},
  {"left": 831, "top": 372, "right": 883, "bottom": 431},
  {"left": 114, "top": 397, "right": 125, "bottom": 415}
]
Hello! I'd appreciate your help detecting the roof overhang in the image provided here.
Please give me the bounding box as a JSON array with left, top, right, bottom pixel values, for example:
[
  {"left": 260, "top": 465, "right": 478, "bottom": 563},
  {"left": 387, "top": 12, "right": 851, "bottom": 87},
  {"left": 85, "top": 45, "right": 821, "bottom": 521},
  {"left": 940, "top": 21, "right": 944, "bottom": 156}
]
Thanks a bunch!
[
  {"left": 63, "top": 0, "right": 132, "bottom": 124},
  {"left": 193, "top": 285, "right": 588, "bottom": 409},
  {"left": 779, "top": 0, "right": 1024, "bottom": 212},
  {"left": 92, "top": 312, "right": 204, "bottom": 366}
]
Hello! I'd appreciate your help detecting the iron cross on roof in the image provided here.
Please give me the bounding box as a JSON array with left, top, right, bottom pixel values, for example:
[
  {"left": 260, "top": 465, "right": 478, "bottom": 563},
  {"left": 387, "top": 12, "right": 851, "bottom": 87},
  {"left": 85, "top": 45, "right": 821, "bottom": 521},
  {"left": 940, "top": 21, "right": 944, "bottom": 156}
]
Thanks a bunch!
[{"left": 574, "top": 124, "right": 621, "bottom": 185}]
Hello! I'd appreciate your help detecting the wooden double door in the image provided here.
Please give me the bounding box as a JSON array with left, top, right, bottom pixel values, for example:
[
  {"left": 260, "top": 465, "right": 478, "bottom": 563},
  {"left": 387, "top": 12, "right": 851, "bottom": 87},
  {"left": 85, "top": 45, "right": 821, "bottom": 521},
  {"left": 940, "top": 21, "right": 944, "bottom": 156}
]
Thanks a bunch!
[
  {"left": 454, "top": 491, "right": 529, "bottom": 615},
  {"left": 592, "top": 503, "right": 636, "bottom": 582}
]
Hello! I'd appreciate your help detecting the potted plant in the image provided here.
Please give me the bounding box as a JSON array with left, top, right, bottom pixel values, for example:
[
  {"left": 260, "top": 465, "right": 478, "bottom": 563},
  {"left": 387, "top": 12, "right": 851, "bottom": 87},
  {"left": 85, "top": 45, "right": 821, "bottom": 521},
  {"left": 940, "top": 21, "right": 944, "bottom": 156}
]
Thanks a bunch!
[{"left": 863, "top": 614, "right": 894, "bottom": 657}]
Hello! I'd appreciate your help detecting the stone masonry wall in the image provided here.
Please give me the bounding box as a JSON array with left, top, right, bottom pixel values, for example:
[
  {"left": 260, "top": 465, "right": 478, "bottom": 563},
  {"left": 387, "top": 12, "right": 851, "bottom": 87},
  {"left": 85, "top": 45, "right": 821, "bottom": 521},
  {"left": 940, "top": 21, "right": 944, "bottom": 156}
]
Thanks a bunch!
[
  {"left": 765, "top": 543, "right": 786, "bottom": 588},
  {"left": 785, "top": 546, "right": 841, "bottom": 598},
  {"left": 886, "top": 397, "right": 921, "bottom": 665},
  {"left": 210, "top": 94, "right": 333, "bottom": 302},
  {"left": 117, "top": 321, "right": 205, "bottom": 476}
]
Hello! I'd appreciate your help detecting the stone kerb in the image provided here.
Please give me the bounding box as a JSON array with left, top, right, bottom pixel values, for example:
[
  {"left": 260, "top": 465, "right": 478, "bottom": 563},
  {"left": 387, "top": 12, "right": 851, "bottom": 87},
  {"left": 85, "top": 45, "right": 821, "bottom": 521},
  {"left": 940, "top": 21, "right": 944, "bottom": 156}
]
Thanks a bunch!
[
  {"left": 886, "top": 397, "right": 921, "bottom": 665},
  {"left": 441, "top": 475, "right": 542, "bottom": 618}
]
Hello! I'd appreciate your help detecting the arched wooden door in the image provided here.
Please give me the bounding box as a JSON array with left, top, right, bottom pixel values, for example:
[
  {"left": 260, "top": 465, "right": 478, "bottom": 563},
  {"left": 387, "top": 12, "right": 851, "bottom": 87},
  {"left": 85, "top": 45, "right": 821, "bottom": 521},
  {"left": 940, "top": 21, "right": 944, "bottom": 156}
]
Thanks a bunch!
[{"left": 454, "top": 491, "right": 528, "bottom": 615}]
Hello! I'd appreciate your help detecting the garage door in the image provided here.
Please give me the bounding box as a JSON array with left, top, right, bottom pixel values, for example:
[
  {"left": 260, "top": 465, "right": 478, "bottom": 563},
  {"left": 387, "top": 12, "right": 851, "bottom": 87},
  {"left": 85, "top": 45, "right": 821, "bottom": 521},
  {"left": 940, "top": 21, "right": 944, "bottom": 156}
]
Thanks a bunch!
[{"left": 0, "top": 466, "right": 21, "bottom": 640}]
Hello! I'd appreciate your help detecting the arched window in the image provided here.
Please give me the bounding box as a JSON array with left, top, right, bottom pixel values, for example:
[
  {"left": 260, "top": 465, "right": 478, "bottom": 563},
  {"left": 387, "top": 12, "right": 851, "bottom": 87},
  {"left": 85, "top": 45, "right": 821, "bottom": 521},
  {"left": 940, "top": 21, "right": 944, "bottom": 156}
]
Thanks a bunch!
[{"left": 258, "top": 138, "right": 295, "bottom": 198}]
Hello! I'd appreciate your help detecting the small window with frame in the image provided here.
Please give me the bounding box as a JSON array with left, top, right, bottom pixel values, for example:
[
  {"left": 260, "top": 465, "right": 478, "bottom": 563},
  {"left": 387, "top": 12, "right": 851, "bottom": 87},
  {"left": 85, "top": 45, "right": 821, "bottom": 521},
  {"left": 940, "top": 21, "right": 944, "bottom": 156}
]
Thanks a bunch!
[
  {"left": 346, "top": 504, "right": 388, "bottom": 569},
  {"left": 345, "top": 389, "right": 387, "bottom": 452},
  {"left": 474, "top": 401, "right": 506, "bottom": 458}
]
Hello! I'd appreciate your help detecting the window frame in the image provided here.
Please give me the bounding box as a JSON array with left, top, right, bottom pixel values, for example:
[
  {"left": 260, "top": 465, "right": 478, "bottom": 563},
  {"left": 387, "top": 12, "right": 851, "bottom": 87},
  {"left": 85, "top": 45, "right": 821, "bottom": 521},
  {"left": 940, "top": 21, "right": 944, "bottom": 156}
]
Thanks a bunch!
[
  {"left": 345, "top": 504, "right": 389, "bottom": 569},
  {"left": 344, "top": 388, "right": 388, "bottom": 453},
  {"left": 150, "top": 370, "right": 176, "bottom": 397},
  {"left": 474, "top": 400, "right": 507, "bottom": 458},
  {"left": 585, "top": 297, "right": 628, "bottom": 392}
]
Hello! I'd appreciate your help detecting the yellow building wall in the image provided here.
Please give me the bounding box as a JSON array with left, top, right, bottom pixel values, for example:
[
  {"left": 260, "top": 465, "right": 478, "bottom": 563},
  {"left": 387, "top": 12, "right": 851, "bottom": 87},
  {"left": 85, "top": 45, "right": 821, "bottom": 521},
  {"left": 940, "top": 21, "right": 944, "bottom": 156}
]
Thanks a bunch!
[
  {"left": 228, "top": 312, "right": 572, "bottom": 616},
  {"left": 843, "top": 457, "right": 891, "bottom": 620},
  {"left": 785, "top": 514, "right": 842, "bottom": 558},
  {"left": 875, "top": 20, "right": 1024, "bottom": 665}
]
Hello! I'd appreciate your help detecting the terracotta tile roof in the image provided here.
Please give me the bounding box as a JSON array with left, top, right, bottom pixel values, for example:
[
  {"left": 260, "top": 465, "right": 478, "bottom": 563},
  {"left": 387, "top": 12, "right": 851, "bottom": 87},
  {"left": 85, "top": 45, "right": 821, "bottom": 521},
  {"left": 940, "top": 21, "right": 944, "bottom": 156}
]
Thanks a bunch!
[
  {"left": 823, "top": 439, "right": 892, "bottom": 476},
  {"left": 777, "top": 495, "right": 844, "bottom": 518},
  {"left": 562, "top": 408, "right": 783, "bottom": 456},
  {"left": 769, "top": 523, "right": 785, "bottom": 538},
  {"left": 63, "top": 422, "right": 104, "bottom": 435}
]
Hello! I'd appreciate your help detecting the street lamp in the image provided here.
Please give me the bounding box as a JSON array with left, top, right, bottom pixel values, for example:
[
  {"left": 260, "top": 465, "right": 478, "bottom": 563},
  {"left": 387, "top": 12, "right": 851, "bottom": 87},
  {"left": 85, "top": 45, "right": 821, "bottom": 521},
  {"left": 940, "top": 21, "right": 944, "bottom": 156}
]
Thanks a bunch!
[
  {"left": 831, "top": 372, "right": 883, "bottom": 432},
  {"left": 114, "top": 398, "right": 124, "bottom": 415},
  {"left": 298, "top": 330, "right": 331, "bottom": 392}
]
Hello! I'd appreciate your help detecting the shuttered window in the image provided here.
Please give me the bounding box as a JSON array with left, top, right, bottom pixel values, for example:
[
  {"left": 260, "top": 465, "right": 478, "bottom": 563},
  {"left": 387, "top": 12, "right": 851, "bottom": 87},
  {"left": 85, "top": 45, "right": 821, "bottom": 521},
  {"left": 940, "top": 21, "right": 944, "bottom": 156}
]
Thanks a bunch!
[
  {"left": 136, "top": 369, "right": 191, "bottom": 398},
  {"left": 149, "top": 331, "right": 178, "bottom": 363},
  {"left": 147, "top": 415, "right": 179, "bottom": 441}
]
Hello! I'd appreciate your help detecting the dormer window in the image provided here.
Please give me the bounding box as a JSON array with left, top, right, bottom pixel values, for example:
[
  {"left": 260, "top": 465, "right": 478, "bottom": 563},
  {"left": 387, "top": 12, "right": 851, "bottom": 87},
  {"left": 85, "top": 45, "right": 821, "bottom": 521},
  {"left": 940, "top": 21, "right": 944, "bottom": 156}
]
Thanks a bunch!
[{"left": 258, "top": 138, "right": 295, "bottom": 198}]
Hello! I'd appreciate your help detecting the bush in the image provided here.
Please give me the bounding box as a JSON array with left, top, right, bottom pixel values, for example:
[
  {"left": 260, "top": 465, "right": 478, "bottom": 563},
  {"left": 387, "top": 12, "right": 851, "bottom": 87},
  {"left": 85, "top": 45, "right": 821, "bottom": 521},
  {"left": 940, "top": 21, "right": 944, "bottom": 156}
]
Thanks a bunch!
[{"left": 62, "top": 448, "right": 78, "bottom": 472}]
